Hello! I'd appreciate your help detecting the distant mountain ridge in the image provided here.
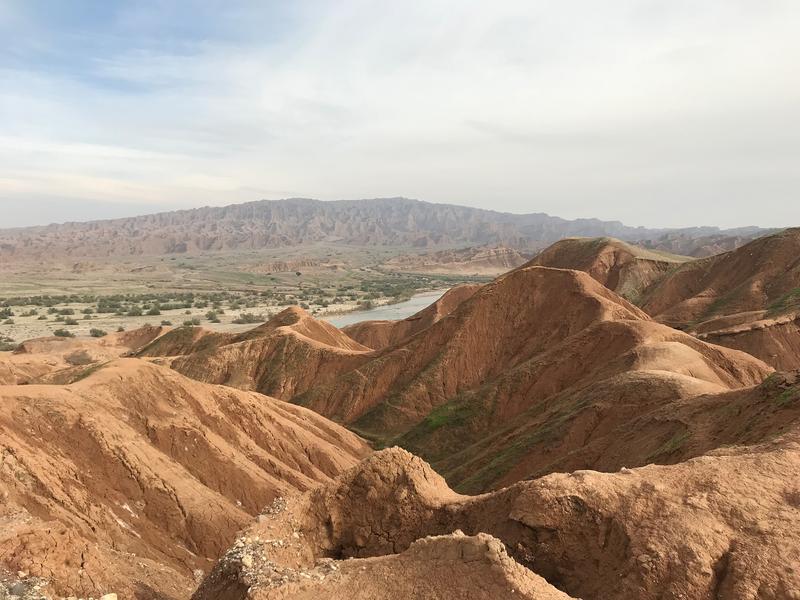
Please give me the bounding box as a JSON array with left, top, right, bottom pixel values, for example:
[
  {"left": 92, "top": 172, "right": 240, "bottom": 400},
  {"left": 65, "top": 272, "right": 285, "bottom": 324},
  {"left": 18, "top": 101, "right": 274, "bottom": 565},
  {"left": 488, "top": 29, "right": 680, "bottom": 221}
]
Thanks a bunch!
[{"left": 0, "top": 197, "right": 773, "bottom": 260}]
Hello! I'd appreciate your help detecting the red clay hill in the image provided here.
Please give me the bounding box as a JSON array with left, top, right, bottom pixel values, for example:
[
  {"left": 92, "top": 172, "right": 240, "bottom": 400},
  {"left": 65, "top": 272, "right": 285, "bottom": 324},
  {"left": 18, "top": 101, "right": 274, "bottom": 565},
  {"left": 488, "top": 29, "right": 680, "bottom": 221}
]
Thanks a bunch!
[
  {"left": 522, "top": 236, "right": 689, "bottom": 302},
  {"left": 526, "top": 229, "right": 800, "bottom": 371},
  {"left": 140, "top": 264, "right": 771, "bottom": 494},
  {"left": 0, "top": 357, "right": 368, "bottom": 598}
]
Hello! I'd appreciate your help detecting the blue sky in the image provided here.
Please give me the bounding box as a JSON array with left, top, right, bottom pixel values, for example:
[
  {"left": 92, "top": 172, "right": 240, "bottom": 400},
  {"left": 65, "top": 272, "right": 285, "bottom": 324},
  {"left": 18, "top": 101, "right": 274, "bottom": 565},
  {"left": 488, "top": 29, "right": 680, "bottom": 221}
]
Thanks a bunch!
[{"left": 1, "top": 1, "right": 799, "bottom": 228}]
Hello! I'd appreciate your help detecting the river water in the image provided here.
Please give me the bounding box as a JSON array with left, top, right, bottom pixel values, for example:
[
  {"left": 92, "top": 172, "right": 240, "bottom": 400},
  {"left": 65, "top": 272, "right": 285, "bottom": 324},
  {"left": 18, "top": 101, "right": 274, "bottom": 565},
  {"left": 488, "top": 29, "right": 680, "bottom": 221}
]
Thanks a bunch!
[{"left": 323, "top": 290, "right": 446, "bottom": 328}]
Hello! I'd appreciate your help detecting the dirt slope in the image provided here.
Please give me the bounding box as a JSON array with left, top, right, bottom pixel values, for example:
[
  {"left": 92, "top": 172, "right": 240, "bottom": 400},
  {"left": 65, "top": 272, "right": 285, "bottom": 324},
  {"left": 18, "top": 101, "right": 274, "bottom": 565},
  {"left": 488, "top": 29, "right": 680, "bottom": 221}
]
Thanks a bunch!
[
  {"left": 638, "top": 227, "right": 800, "bottom": 369},
  {"left": 197, "top": 418, "right": 800, "bottom": 600},
  {"left": 641, "top": 227, "right": 800, "bottom": 326},
  {"left": 341, "top": 284, "right": 481, "bottom": 350},
  {"left": 0, "top": 359, "right": 369, "bottom": 599},
  {"left": 523, "top": 237, "right": 689, "bottom": 302},
  {"left": 697, "top": 313, "right": 800, "bottom": 371}
]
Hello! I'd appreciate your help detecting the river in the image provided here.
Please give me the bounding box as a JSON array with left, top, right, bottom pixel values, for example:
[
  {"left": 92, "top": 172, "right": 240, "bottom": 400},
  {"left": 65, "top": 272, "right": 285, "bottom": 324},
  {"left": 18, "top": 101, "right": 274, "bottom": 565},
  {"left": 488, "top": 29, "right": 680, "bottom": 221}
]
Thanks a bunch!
[{"left": 323, "top": 290, "right": 446, "bottom": 328}]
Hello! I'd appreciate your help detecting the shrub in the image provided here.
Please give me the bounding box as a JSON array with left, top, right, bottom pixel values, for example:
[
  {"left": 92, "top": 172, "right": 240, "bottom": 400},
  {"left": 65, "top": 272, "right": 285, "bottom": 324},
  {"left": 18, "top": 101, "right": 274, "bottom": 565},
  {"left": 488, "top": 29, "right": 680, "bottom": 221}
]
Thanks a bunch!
[
  {"left": 89, "top": 328, "right": 107, "bottom": 338},
  {"left": 147, "top": 307, "right": 161, "bottom": 316},
  {"left": 205, "top": 311, "right": 220, "bottom": 323},
  {"left": 183, "top": 318, "right": 201, "bottom": 327},
  {"left": 0, "top": 335, "right": 17, "bottom": 351},
  {"left": 117, "top": 326, "right": 125, "bottom": 332},
  {"left": 63, "top": 318, "right": 79, "bottom": 325},
  {"left": 53, "top": 329, "right": 75, "bottom": 338},
  {"left": 37, "top": 315, "right": 48, "bottom": 320},
  {"left": 232, "top": 312, "right": 265, "bottom": 324},
  {"left": 2, "top": 318, "right": 13, "bottom": 325},
  {"left": 160, "top": 320, "right": 173, "bottom": 326}
]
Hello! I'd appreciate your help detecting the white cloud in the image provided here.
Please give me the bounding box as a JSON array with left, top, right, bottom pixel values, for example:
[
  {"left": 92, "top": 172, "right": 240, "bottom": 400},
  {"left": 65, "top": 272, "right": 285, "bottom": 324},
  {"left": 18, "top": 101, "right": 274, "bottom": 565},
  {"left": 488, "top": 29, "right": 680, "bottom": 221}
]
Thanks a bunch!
[{"left": 0, "top": 0, "right": 799, "bottom": 227}]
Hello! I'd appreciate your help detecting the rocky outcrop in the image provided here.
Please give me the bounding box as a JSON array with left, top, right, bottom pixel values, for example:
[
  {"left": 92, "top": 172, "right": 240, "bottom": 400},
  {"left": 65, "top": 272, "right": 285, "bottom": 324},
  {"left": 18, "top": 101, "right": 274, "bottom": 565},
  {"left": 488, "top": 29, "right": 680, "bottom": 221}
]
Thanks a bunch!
[{"left": 197, "top": 431, "right": 800, "bottom": 600}]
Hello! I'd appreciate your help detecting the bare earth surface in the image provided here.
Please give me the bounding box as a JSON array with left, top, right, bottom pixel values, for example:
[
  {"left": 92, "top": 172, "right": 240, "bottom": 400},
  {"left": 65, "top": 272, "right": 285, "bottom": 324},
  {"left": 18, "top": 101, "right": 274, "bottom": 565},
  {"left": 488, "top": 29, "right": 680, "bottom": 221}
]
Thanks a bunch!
[
  {"left": 1, "top": 222, "right": 799, "bottom": 599},
  {"left": 195, "top": 432, "right": 800, "bottom": 600},
  {"left": 0, "top": 350, "right": 368, "bottom": 598}
]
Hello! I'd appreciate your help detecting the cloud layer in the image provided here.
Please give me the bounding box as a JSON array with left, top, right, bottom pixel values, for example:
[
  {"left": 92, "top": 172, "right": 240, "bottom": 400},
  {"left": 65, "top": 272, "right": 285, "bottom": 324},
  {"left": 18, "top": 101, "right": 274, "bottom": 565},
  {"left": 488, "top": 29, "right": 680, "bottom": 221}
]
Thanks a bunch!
[{"left": 1, "top": 0, "right": 799, "bottom": 227}]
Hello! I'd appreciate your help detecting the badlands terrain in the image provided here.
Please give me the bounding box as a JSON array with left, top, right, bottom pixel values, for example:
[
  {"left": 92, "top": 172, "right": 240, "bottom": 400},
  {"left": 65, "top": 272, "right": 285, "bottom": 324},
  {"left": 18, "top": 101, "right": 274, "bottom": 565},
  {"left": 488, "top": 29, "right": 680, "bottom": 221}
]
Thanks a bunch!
[{"left": 0, "top": 205, "right": 798, "bottom": 599}]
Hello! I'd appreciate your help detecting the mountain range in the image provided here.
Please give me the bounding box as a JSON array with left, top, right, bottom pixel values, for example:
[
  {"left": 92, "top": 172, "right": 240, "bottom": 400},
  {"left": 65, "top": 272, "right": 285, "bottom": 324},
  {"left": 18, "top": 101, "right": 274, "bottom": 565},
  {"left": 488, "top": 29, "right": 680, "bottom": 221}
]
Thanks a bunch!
[{"left": 0, "top": 197, "right": 774, "bottom": 260}]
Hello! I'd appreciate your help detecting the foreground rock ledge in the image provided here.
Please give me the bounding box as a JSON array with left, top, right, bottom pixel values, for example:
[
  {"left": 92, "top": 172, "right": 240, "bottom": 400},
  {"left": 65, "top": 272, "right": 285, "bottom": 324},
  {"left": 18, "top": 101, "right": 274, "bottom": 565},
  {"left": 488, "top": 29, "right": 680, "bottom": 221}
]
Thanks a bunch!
[{"left": 195, "top": 442, "right": 800, "bottom": 600}]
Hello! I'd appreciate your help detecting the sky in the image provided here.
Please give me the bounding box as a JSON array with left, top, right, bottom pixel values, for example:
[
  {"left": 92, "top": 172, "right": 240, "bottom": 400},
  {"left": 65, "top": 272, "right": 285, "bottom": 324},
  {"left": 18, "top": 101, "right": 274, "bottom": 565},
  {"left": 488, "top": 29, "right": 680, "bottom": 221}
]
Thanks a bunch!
[{"left": 1, "top": 1, "right": 799, "bottom": 229}]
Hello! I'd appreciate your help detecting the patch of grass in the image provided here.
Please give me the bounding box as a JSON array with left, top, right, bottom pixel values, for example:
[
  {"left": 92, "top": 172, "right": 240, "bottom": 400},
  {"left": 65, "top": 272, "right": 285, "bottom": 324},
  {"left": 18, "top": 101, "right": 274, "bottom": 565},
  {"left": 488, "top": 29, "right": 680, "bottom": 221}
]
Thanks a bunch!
[
  {"left": 451, "top": 395, "right": 591, "bottom": 494},
  {"left": 775, "top": 388, "right": 799, "bottom": 407},
  {"left": 767, "top": 287, "right": 800, "bottom": 316},
  {"left": 420, "top": 400, "right": 478, "bottom": 432},
  {"left": 0, "top": 335, "right": 17, "bottom": 352},
  {"left": 646, "top": 429, "right": 690, "bottom": 462},
  {"left": 70, "top": 361, "right": 108, "bottom": 383}
]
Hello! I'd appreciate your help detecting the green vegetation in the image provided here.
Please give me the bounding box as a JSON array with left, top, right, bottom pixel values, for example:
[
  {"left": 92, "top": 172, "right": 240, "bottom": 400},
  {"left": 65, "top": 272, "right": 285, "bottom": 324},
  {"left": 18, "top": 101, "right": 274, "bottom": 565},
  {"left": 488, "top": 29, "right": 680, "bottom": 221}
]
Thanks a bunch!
[
  {"left": 775, "top": 388, "right": 799, "bottom": 407},
  {"left": 232, "top": 312, "right": 265, "bottom": 324},
  {"left": 767, "top": 287, "right": 800, "bottom": 316},
  {"left": 417, "top": 400, "right": 479, "bottom": 433},
  {"left": 70, "top": 361, "right": 108, "bottom": 383},
  {"left": 89, "top": 328, "right": 107, "bottom": 338},
  {"left": 646, "top": 429, "right": 690, "bottom": 462},
  {"left": 0, "top": 335, "right": 17, "bottom": 351},
  {"left": 53, "top": 328, "right": 75, "bottom": 338}
]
